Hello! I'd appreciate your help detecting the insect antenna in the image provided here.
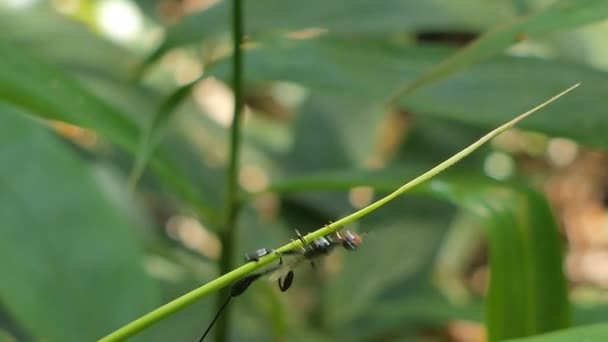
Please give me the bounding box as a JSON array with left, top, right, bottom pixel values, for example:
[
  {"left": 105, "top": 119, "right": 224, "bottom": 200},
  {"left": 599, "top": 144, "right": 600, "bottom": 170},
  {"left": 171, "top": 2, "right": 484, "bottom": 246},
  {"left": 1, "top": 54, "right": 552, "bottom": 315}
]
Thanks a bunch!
[
  {"left": 198, "top": 273, "right": 263, "bottom": 341},
  {"left": 198, "top": 295, "right": 232, "bottom": 342}
]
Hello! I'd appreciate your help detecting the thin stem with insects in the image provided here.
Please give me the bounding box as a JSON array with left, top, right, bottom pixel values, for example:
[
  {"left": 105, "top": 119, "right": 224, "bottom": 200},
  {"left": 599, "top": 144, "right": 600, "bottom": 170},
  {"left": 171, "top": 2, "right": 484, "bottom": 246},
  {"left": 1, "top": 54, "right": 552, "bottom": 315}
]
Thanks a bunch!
[{"left": 98, "top": 84, "right": 579, "bottom": 342}]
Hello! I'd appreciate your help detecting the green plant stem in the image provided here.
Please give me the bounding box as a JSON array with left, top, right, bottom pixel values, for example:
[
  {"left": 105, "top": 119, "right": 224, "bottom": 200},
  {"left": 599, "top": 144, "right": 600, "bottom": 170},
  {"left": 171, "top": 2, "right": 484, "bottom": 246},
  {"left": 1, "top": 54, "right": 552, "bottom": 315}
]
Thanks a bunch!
[
  {"left": 98, "top": 83, "right": 578, "bottom": 342},
  {"left": 216, "top": 0, "right": 245, "bottom": 341},
  {"left": 226, "top": 1, "right": 244, "bottom": 211}
]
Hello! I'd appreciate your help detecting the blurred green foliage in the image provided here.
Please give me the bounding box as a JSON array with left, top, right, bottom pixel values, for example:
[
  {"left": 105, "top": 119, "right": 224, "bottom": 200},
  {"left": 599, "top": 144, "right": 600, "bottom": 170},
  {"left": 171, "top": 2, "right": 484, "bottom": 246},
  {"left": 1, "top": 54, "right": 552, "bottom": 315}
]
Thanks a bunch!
[{"left": 0, "top": 0, "right": 607, "bottom": 341}]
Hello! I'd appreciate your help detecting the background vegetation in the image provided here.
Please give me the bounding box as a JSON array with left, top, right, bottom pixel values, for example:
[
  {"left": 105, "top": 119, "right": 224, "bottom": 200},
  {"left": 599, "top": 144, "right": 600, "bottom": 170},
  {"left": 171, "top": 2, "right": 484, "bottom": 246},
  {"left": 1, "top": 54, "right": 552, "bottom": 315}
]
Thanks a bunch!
[{"left": 1, "top": 0, "right": 608, "bottom": 341}]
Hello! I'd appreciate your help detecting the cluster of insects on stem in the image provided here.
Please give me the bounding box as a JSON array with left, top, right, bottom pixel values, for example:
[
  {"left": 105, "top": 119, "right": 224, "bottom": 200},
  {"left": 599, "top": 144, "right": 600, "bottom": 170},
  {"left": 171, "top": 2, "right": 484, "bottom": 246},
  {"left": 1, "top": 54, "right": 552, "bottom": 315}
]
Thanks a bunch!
[{"left": 199, "top": 229, "right": 363, "bottom": 341}]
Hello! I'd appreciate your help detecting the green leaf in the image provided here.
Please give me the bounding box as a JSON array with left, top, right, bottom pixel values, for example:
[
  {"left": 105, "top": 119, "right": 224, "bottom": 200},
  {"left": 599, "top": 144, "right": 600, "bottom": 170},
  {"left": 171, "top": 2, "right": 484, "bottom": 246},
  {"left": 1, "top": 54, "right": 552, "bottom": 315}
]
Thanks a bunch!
[
  {"left": 395, "top": 0, "right": 608, "bottom": 98},
  {"left": 426, "top": 178, "right": 569, "bottom": 341},
  {"left": 505, "top": 324, "right": 608, "bottom": 342},
  {"left": 129, "top": 83, "right": 195, "bottom": 189},
  {"left": 0, "top": 104, "right": 159, "bottom": 341},
  {"left": 208, "top": 37, "right": 441, "bottom": 102},
  {"left": 0, "top": 37, "right": 219, "bottom": 221},
  {"left": 350, "top": 283, "right": 482, "bottom": 339},
  {"left": 207, "top": 37, "right": 606, "bottom": 148},
  {"left": 143, "top": 0, "right": 515, "bottom": 68},
  {"left": 0, "top": 37, "right": 138, "bottom": 149},
  {"left": 0, "top": 6, "right": 134, "bottom": 77},
  {"left": 283, "top": 94, "right": 368, "bottom": 171},
  {"left": 326, "top": 200, "right": 457, "bottom": 328},
  {"left": 394, "top": 115, "right": 489, "bottom": 167},
  {"left": 403, "top": 56, "right": 607, "bottom": 149}
]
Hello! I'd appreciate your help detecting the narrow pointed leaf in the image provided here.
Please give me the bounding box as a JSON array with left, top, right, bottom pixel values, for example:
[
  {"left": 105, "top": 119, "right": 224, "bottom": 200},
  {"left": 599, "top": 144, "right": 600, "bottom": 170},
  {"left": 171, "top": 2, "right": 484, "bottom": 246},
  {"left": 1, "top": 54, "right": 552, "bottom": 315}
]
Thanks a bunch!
[
  {"left": 426, "top": 179, "right": 569, "bottom": 341},
  {"left": 394, "top": 0, "right": 608, "bottom": 99}
]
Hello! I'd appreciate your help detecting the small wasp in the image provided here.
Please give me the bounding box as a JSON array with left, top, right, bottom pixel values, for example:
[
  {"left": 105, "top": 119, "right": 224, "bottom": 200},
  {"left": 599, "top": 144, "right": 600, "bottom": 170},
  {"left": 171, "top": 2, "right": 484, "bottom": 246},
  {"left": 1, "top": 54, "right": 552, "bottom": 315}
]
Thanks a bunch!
[{"left": 199, "top": 229, "right": 363, "bottom": 341}]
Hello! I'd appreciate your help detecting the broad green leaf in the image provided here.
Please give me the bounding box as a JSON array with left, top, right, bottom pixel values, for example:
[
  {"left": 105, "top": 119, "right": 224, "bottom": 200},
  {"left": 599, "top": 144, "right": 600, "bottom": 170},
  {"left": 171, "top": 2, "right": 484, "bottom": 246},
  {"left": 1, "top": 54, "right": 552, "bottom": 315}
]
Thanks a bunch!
[
  {"left": 0, "top": 7, "right": 223, "bottom": 216},
  {"left": 397, "top": 0, "right": 608, "bottom": 98},
  {"left": 1, "top": 6, "right": 151, "bottom": 126},
  {"left": 142, "top": 0, "right": 516, "bottom": 68},
  {"left": 207, "top": 38, "right": 442, "bottom": 102},
  {"left": 0, "top": 104, "right": 159, "bottom": 341},
  {"left": 0, "top": 38, "right": 219, "bottom": 220},
  {"left": 506, "top": 324, "right": 608, "bottom": 342},
  {"left": 207, "top": 37, "right": 606, "bottom": 149},
  {"left": 286, "top": 94, "right": 388, "bottom": 170},
  {"left": 395, "top": 115, "right": 489, "bottom": 167},
  {"left": 0, "top": 6, "right": 134, "bottom": 77},
  {"left": 135, "top": 40, "right": 400, "bottom": 186},
  {"left": 0, "top": 38, "right": 137, "bottom": 149},
  {"left": 403, "top": 56, "right": 606, "bottom": 149}
]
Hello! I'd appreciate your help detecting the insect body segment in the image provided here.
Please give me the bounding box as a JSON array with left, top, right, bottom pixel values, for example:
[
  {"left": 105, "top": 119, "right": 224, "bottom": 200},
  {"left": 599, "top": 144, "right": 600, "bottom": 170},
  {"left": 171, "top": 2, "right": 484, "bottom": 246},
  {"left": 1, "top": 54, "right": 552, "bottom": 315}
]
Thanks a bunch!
[
  {"left": 259, "top": 230, "right": 363, "bottom": 290},
  {"left": 244, "top": 247, "right": 295, "bottom": 292},
  {"left": 244, "top": 248, "right": 275, "bottom": 262},
  {"left": 338, "top": 230, "right": 363, "bottom": 250},
  {"left": 278, "top": 270, "right": 294, "bottom": 292},
  {"left": 298, "top": 229, "right": 363, "bottom": 259}
]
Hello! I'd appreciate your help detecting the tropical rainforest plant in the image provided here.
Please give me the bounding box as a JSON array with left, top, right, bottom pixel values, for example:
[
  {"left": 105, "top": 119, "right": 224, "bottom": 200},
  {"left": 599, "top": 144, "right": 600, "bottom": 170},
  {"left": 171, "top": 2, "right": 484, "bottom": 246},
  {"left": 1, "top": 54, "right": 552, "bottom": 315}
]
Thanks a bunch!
[{"left": 1, "top": 1, "right": 608, "bottom": 342}]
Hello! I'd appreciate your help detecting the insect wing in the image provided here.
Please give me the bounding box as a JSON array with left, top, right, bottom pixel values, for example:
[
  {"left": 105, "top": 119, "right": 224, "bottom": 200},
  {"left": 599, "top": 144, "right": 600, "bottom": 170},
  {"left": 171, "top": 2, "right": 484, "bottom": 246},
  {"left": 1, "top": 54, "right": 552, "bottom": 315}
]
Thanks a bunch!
[{"left": 267, "top": 253, "right": 303, "bottom": 281}]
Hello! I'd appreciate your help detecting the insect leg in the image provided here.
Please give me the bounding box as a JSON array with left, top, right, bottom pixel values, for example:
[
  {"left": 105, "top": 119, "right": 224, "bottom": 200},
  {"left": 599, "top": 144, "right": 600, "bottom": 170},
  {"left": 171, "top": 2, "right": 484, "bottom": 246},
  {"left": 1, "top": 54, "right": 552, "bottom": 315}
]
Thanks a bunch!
[
  {"left": 199, "top": 272, "right": 267, "bottom": 341},
  {"left": 294, "top": 229, "right": 308, "bottom": 248},
  {"left": 230, "top": 273, "right": 263, "bottom": 297},
  {"left": 198, "top": 295, "right": 232, "bottom": 342},
  {"left": 278, "top": 271, "right": 295, "bottom": 292}
]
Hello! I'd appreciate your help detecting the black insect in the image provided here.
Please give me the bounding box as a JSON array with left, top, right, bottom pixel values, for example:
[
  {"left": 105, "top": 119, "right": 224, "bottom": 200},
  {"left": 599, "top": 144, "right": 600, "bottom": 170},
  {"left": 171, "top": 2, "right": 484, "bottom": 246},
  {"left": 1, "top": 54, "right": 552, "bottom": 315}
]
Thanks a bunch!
[
  {"left": 241, "top": 247, "right": 294, "bottom": 291},
  {"left": 198, "top": 230, "right": 363, "bottom": 341}
]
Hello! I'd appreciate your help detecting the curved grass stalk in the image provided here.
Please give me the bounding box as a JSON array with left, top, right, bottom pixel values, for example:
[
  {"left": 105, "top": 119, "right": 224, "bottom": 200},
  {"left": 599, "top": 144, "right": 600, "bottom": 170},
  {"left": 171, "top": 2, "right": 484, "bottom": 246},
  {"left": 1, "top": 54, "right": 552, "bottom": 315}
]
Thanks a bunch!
[{"left": 99, "top": 83, "right": 579, "bottom": 341}]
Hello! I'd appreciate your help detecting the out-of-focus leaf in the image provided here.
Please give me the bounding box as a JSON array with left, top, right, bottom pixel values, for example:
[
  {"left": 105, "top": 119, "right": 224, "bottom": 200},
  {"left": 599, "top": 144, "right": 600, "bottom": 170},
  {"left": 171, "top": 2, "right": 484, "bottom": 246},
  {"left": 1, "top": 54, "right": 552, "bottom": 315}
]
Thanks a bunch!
[
  {"left": 326, "top": 200, "right": 456, "bottom": 328},
  {"left": 129, "top": 83, "right": 195, "bottom": 188},
  {"left": 402, "top": 57, "right": 603, "bottom": 148},
  {"left": 271, "top": 93, "right": 386, "bottom": 223},
  {"left": 0, "top": 38, "right": 137, "bottom": 149},
  {"left": 1, "top": 6, "right": 151, "bottom": 127},
  {"left": 574, "top": 304, "right": 608, "bottom": 325},
  {"left": 132, "top": 0, "right": 161, "bottom": 22},
  {"left": 505, "top": 324, "right": 608, "bottom": 342},
  {"left": 208, "top": 37, "right": 603, "bottom": 148},
  {"left": 348, "top": 283, "right": 482, "bottom": 340},
  {"left": 208, "top": 38, "right": 441, "bottom": 101},
  {"left": 396, "top": 0, "right": 608, "bottom": 98},
  {"left": 0, "top": 105, "right": 159, "bottom": 341},
  {"left": 394, "top": 115, "right": 488, "bottom": 167},
  {"left": 143, "top": 0, "right": 516, "bottom": 67},
  {"left": 283, "top": 96, "right": 358, "bottom": 172},
  {"left": 0, "top": 6, "right": 223, "bottom": 214},
  {"left": 0, "top": 38, "right": 219, "bottom": 220},
  {"left": 0, "top": 6, "right": 134, "bottom": 77},
  {"left": 284, "top": 94, "right": 386, "bottom": 170},
  {"left": 427, "top": 178, "right": 569, "bottom": 341}
]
